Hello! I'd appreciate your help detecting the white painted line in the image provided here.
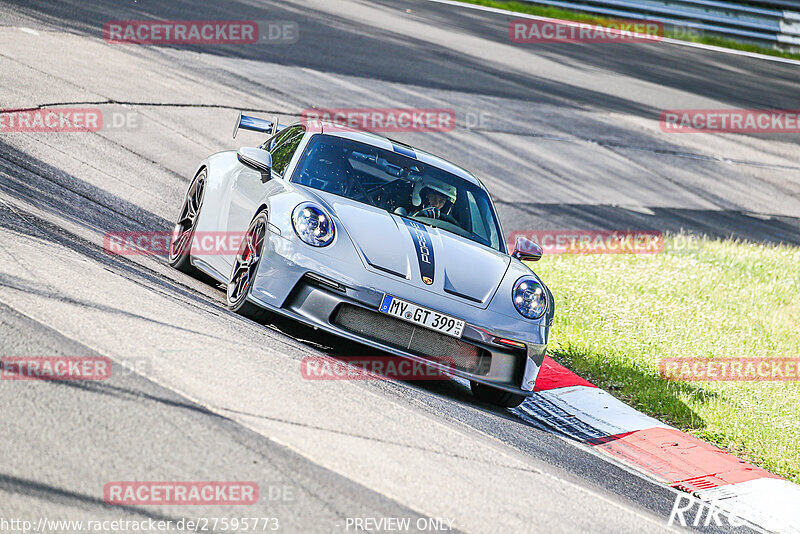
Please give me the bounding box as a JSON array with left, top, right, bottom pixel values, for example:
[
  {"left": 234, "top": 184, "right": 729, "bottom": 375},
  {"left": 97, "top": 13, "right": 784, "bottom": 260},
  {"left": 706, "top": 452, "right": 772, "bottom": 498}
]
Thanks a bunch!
[
  {"left": 616, "top": 204, "right": 656, "bottom": 216},
  {"left": 16, "top": 27, "right": 40, "bottom": 36},
  {"left": 697, "top": 478, "right": 800, "bottom": 534},
  {"left": 425, "top": 0, "right": 800, "bottom": 66}
]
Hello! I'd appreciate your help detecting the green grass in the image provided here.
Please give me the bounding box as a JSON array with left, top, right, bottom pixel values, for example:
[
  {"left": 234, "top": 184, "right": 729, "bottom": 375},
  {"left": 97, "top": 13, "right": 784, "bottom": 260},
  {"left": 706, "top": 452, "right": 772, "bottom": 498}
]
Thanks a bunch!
[
  {"left": 454, "top": 0, "right": 800, "bottom": 60},
  {"left": 528, "top": 234, "right": 800, "bottom": 483}
]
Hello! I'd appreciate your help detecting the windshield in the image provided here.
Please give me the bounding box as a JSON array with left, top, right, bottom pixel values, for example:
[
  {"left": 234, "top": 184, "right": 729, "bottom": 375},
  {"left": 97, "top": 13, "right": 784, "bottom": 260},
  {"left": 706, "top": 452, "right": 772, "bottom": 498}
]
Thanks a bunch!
[{"left": 291, "top": 134, "right": 504, "bottom": 251}]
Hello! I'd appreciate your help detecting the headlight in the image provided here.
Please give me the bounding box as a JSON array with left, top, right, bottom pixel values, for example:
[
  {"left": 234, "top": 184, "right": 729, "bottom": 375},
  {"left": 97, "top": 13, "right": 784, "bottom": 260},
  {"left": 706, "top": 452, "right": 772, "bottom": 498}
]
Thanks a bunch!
[
  {"left": 292, "top": 203, "right": 335, "bottom": 247},
  {"left": 512, "top": 277, "right": 547, "bottom": 319}
]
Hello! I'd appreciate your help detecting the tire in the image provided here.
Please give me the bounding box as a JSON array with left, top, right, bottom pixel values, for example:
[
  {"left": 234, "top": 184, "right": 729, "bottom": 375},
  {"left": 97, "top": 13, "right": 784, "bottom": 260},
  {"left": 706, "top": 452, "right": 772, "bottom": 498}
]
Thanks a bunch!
[
  {"left": 168, "top": 169, "right": 206, "bottom": 274},
  {"left": 226, "top": 211, "right": 272, "bottom": 323},
  {"left": 470, "top": 381, "right": 527, "bottom": 408}
]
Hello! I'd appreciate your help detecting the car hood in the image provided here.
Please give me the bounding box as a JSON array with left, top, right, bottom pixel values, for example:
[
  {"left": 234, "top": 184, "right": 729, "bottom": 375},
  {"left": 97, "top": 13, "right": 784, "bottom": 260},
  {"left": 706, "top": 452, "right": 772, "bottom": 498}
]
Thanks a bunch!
[{"left": 312, "top": 191, "right": 510, "bottom": 308}]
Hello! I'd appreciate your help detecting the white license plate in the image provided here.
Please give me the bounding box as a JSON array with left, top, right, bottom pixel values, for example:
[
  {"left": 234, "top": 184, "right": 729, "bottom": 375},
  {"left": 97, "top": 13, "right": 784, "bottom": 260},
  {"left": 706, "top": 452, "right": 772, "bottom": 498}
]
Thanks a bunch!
[{"left": 379, "top": 294, "right": 465, "bottom": 338}]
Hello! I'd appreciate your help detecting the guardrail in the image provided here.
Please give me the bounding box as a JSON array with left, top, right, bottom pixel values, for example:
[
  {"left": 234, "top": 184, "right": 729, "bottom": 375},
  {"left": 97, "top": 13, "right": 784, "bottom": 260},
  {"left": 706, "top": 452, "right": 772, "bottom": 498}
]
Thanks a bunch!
[{"left": 519, "top": 0, "right": 800, "bottom": 50}]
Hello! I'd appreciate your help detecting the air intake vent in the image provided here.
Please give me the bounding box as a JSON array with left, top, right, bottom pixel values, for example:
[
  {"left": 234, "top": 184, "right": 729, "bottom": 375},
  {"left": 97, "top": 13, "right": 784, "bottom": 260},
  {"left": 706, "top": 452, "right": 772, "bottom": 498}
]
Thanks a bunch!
[{"left": 332, "top": 304, "right": 489, "bottom": 375}]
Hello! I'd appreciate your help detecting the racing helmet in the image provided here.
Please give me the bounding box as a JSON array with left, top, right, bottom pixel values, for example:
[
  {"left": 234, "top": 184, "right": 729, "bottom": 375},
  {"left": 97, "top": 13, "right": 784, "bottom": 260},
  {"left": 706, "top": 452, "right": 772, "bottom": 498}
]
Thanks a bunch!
[{"left": 412, "top": 178, "right": 457, "bottom": 208}]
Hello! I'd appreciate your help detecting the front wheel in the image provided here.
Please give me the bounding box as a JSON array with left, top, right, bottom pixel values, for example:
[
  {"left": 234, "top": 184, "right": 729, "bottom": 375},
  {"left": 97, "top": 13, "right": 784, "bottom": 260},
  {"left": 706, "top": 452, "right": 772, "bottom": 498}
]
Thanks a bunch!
[
  {"left": 227, "top": 211, "right": 272, "bottom": 323},
  {"left": 169, "top": 169, "right": 206, "bottom": 274},
  {"left": 470, "top": 381, "right": 527, "bottom": 408}
]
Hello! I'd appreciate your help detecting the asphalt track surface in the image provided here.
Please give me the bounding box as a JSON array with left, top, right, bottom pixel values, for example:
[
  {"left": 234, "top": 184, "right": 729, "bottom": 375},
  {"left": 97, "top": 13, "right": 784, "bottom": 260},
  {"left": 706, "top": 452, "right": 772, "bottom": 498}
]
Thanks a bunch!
[{"left": 0, "top": 0, "right": 798, "bottom": 532}]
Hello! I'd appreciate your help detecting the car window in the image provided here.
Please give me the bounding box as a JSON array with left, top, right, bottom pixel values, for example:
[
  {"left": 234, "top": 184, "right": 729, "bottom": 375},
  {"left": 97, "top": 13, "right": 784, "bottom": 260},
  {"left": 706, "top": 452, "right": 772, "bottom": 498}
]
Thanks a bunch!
[
  {"left": 260, "top": 126, "right": 294, "bottom": 151},
  {"left": 467, "top": 192, "right": 488, "bottom": 242},
  {"left": 291, "top": 134, "right": 504, "bottom": 252},
  {"left": 468, "top": 190, "right": 500, "bottom": 251},
  {"left": 269, "top": 126, "right": 305, "bottom": 176}
]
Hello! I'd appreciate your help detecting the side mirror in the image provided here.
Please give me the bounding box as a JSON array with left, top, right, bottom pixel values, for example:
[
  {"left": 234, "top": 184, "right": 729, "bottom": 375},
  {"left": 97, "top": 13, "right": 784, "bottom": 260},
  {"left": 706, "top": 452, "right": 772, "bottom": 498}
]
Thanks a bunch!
[
  {"left": 511, "top": 236, "right": 543, "bottom": 262},
  {"left": 237, "top": 147, "right": 272, "bottom": 178}
]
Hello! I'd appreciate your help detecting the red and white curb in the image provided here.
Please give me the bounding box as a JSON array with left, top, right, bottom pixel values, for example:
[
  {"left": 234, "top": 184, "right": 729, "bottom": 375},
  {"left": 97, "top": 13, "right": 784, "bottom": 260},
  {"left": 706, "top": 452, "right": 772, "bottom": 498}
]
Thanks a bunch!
[{"left": 518, "top": 356, "right": 800, "bottom": 533}]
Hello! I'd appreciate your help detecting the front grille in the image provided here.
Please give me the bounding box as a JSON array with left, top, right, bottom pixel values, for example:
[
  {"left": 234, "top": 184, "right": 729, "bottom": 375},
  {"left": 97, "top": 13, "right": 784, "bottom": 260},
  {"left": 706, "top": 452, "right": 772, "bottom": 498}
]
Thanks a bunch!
[{"left": 332, "top": 304, "right": 490, "bottom": 375}]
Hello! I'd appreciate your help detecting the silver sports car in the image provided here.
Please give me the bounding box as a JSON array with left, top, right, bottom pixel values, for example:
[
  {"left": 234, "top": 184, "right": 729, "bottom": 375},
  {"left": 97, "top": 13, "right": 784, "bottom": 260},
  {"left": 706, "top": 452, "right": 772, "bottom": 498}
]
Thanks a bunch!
[{"left": 168, "top": 113, "right": 554, "bottom": 407}]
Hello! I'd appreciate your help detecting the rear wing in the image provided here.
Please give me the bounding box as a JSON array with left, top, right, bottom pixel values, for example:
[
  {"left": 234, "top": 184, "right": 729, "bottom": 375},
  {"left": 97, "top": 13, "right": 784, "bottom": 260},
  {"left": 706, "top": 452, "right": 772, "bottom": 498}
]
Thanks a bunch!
[{"left": 232, "top": 112, "right": 286, "bottom": 139}]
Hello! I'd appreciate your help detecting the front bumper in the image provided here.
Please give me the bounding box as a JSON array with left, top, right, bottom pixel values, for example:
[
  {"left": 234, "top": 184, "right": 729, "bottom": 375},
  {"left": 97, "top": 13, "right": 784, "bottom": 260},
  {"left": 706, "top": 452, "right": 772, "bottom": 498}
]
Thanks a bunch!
[{"left": 248, "top": 266, "right": 548, "bottom": 396}]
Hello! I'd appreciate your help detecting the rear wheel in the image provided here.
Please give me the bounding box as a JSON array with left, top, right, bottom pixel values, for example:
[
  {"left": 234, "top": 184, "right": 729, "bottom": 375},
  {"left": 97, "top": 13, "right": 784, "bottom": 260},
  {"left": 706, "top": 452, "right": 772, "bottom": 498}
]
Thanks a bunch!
[
  {"left": 169, "top": 169, "right": 206, "bottom": 274},
  {"left": 227, "top": 211, "right": 272, "bottom": 323},
  {"left": 470, "top": 381, "right": 527, "bottom": 408}
]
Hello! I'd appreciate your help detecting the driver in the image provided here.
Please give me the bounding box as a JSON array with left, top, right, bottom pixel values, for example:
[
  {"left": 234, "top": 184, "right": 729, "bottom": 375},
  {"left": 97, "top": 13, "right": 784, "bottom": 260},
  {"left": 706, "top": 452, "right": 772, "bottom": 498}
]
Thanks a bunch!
[{"left": 412, "top": 182, "right": 457, "bottom": 221}]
